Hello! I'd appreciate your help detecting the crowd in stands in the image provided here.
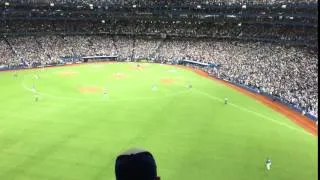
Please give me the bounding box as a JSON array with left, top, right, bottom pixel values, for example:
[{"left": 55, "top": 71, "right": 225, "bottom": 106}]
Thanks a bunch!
[
  {"left": 0, "top": 35, "right": 317, "bottom": 117},
  {"left": 1, "top": 0, "right": 317, "bottom": 6},
  {"left": 0, "top": 39, "right": 16, "bottom": 66},
  {"left": 1, "top": 20, "right": 316, "bottom": 47}
]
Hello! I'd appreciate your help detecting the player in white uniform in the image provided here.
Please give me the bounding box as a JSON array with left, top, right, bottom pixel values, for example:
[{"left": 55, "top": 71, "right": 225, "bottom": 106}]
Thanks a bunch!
[
  {"left": 32, "top": 85, "right": 36, "bottom": 93},
  {"left": 34, "top": 74, "right": 40, "bottom": 80},
  {"left": 151, "top": 84, "right": 157, "bottom": 91},
  {"left": 265, "top": 158, "right": 272, "bottom": 171},
  {"left": 224, "top": 97, "right": 228, "bottom": 104}
]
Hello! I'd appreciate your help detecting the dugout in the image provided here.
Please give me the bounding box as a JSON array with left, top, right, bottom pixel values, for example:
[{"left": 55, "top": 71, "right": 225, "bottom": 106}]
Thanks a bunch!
[{"left": 82, "top": 56, "right": 117, "bottom": 62}]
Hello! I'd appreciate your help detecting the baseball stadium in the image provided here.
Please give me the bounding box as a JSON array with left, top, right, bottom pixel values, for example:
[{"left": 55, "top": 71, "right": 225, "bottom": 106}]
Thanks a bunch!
[{"left": 0, "top": 1, "right": 318, "bottom": 180}]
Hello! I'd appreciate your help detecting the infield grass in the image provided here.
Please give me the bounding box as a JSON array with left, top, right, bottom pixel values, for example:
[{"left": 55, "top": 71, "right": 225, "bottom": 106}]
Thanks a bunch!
[{"left": 0, "top": 63, "right": 317, "bottom": 180}]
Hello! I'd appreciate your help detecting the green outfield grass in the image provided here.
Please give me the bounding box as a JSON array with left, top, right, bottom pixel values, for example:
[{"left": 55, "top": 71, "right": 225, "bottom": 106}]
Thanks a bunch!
[{"left": 0, "top": 63, "right": 317, "bottom": 180}]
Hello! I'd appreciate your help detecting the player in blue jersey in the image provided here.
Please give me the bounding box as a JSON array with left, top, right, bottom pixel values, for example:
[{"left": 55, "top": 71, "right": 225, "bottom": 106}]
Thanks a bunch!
[{"left": 34, "top": 94, "right": 39, "bottom": 102}]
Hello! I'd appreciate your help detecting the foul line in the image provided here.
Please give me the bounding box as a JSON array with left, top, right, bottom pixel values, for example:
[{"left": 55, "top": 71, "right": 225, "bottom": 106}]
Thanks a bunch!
[{"left": 194, "top": 89, "right": 312, "bottom": 136}]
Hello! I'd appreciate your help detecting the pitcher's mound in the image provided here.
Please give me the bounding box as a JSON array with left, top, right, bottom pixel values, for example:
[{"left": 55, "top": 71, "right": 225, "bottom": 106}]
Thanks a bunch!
[
  {"left": 160, "top": 78, "right": 176, "bottom": 85},
  {"left": 79, "top": 86, "right": 103, "bottom": 94}
]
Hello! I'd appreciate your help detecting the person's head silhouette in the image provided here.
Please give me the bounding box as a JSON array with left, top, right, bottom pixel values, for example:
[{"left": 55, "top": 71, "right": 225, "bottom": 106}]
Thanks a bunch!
[{"left": 115, "top": 148, "right": 160, "bottom": 180}]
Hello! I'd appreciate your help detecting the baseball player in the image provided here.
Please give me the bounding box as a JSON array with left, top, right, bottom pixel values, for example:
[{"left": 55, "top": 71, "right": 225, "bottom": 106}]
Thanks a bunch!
[
  {"left": 265, "top": 158, "right": 272, "bottom": 171},
  {"left": 151, "top": 84, "right": 157, "bottom": 91},
  {"left": 103, "top": 89, "right": 109, "bottom": 99},
  {"left": 34, "top": 94, "right": 39, "bottom": 102},
  {"left": 224, "top": 97, "right": 228, "bottom": 104},
  {"left": 32, "top": 85, "right": 36, "bottom": 93}
]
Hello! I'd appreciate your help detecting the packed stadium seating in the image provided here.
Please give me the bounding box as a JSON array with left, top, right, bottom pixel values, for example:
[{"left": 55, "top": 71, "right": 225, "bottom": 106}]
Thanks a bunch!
[
  {"left": 0, "top": 0, "right": 318, "bottom": 6},
  {"left": 1, "top": 21, "right": 317, "bottom": 46}
]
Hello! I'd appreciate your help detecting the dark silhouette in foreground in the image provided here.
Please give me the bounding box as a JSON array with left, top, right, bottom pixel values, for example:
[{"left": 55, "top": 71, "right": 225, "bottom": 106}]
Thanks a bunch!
[{"left": 115, "top": 148, "right": 160, "bottom": 180}]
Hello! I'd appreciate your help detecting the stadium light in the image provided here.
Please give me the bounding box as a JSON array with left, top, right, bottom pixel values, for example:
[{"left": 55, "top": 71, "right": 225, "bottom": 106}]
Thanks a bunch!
[
  {"left": 50, "top": 3, "right": 54, "bottom": 7},
  {"left": 281, "top": 4, "right": 286, "bottom": 9},
  {"left": 196, "top": 5, "right": 201, "bottom": 9},
  {"left": 4, "top": 2, "right": 9, "bottom": 6},
  {"left": 238, "top": 22, "right": 242, "bottom": 26},
  {"left": 101, "top": 20, "right": 105, "bottom": 24},
  {"left": 89, "top": 4, "right": 93, "bottom": 9},
  {"left": 133, "top": 4, "right": 137, "bottom": 8},
  {"left": 242, "top": 5, "right": 246, "bottom": 9}
]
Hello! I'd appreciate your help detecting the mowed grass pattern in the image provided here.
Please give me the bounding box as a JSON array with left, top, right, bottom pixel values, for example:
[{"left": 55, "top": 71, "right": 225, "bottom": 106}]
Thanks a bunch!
[{"left": 0, "top": 63, "right": 317, "bottom": 180}]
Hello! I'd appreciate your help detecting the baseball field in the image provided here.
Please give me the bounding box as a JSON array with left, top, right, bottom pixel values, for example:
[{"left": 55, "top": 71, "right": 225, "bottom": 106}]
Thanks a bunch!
[{"left": 0, "top": 62, "right": 317, "bottom": 180}]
